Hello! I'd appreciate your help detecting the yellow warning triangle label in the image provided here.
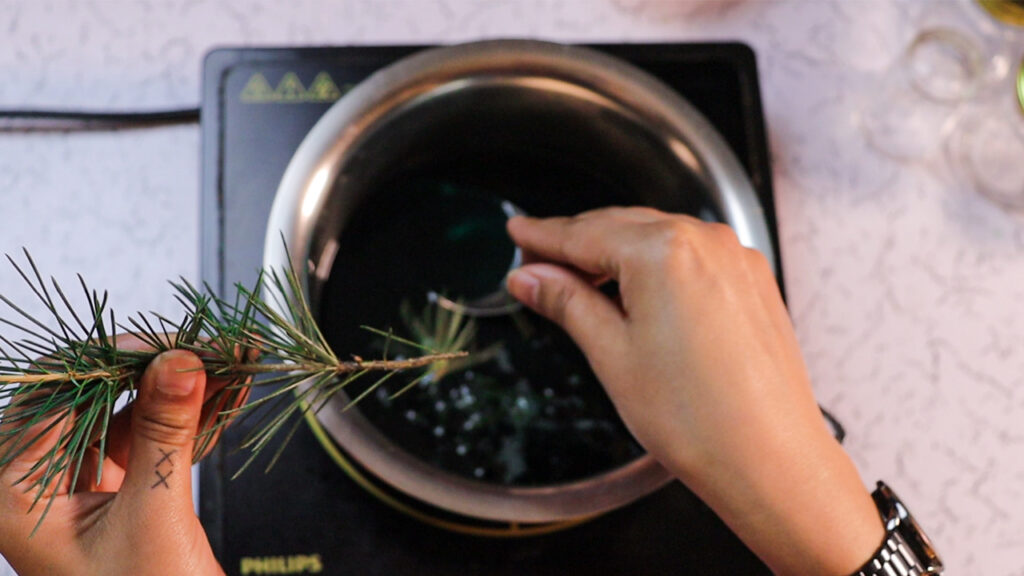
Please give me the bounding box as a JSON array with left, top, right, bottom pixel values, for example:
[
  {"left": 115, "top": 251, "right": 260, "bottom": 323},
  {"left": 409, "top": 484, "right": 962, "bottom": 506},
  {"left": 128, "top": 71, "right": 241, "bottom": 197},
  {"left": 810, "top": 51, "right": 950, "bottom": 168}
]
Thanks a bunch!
[
  {"left": 240, "top": 73, "right": 275, "bottom": 102},
  {"left": 306, "top": 72, "right": 342, "bottom": 102},
  {"left": 274, "top": 72, "right": 306, "bottom": 101},
  {"left": 239, "top": 71, "right": 347, "bottom": 104}
]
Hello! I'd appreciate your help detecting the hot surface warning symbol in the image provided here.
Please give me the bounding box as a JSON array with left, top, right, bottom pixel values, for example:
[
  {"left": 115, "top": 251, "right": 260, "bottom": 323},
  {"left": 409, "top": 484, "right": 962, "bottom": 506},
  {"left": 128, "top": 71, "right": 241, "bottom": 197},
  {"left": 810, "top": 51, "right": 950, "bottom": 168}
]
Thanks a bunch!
[
  {"left": 274, "top": 72, "right": 306, "bottom": 101},
  {"left": 239, "top": 73, "right": 275, "bottom": 102},
  {"left": 240, "top": 71, "right": 346, "bottom": 104},
  {"left": 306, "top": 72, "right": 342, "bottom": 101}
]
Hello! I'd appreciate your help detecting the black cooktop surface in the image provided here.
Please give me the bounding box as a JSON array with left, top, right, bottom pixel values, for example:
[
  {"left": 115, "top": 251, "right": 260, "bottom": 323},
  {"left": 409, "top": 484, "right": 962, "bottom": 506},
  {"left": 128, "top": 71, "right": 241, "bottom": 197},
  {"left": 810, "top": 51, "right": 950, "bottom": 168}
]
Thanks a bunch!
[{"left": 200, "top": 43, "right": 777, "bottom": 576}]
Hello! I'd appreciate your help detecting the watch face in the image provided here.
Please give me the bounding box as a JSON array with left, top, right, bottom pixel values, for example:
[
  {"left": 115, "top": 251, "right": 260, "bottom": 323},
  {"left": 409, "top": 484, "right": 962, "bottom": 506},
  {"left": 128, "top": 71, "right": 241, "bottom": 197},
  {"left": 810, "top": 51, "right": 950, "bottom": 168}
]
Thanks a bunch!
[
  {"left": 882, "top": 483, "right": 944, "bottom": 572},
  {"left": 899, "top": 508, "right": 944, "bottom": 572}
]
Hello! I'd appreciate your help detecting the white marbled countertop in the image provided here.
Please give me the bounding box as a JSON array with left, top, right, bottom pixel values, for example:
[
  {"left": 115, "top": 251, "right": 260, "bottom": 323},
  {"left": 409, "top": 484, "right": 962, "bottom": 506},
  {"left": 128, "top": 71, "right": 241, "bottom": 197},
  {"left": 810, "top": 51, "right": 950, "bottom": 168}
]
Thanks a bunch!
[{"left": 2, "top": 1, "right": 1023, "bottom": 574}]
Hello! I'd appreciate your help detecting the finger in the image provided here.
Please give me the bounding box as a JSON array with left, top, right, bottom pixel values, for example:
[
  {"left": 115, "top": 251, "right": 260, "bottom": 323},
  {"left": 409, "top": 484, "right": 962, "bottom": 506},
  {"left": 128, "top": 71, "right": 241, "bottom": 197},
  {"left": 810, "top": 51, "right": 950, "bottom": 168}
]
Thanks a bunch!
[
  {"left": 0, "top": 410, "right": 75, "bottom": 495},
  {"left": 115, "top": 350, "right": 204, "bottom": 515},
  {"left": 191, "top": 383, "right": 251, "bottom": 461},
  {"left": 507, "top": 213, "right": 628, "bottom": 278},
  {"left": 80, "top": 330, "right": 164, "bottom": 470},
  {"left": 0, "top": 339, "right": 156, "bottom": 490},
  {"left": 102, "top": 371, "right": 248, "bottom": 470},
  {"left": 518, "top": 246, "right": 609, "bottom": 286},
  {"left": 507, "top": 209, "right": 700, "bottom": 279},
  {"left": 74, "top": 447, "right": 125, "bottom": 493},
  {"left": 576, "top": 205, "right": 667, "bottom": 224},
  {"left": 506, "top": 263, "right": 627, "bottom": 373},
  {"left": 111, "top": 332, "right": 171, "bottom": 352},
  {"left": 102, "top": 335, "right": 252, "bottom": 470},
  {"left": 0, "top": 379, "right": 78, "bottom": 492},
  {"left": 97, "top": 407, "right": 133, "bottom": 470}
]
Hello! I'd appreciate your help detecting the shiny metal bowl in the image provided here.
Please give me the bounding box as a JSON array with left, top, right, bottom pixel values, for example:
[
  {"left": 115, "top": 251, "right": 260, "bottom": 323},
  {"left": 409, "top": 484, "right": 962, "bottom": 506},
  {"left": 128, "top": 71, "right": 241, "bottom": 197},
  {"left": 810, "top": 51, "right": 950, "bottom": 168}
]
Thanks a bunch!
[{"left": 264, "top": 39, "right": 774, "bottom": 524}]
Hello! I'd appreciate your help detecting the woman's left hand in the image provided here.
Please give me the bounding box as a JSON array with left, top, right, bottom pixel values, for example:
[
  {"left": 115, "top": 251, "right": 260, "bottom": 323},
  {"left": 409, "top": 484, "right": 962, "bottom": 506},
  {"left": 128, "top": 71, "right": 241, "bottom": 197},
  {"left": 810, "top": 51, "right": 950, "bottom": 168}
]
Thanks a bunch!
[{"left": 0, "top": 346, "right": 230, "bottom": 576}]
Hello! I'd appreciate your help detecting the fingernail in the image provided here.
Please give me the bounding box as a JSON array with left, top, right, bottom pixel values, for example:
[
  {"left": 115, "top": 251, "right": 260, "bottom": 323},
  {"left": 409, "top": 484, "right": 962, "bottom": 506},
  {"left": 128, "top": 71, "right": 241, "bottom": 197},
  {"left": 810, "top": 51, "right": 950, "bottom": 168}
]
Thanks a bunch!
[
  {"left": 505, "top": 215, "right": 530, "bottom": 234},
  {"left": 506, "top": 269, "right": 540, "bottom": 307},
  {"left": 154, "top": 351, "right": 201, "bottom": 397}
]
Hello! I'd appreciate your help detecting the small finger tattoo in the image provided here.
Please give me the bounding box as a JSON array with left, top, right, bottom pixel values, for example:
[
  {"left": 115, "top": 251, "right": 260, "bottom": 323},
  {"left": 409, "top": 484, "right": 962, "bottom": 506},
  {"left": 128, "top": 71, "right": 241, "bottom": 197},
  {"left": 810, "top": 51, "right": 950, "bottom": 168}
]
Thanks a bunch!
[
  {"left": 151, "top": 448, "right": 177, "bottom": 490},
  {"left": 152, "top": 469, "right": 172, "bottom": 489},
  {"left": 156, "top": 448, "right": 176, "bottom": 467}
]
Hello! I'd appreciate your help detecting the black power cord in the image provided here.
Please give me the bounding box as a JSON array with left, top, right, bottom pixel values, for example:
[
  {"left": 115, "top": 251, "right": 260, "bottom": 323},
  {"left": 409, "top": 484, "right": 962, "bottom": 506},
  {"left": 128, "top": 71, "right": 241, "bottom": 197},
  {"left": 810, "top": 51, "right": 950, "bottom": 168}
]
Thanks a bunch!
[{"left": 0, "top": 107, "right": 200, "bottom": 131}]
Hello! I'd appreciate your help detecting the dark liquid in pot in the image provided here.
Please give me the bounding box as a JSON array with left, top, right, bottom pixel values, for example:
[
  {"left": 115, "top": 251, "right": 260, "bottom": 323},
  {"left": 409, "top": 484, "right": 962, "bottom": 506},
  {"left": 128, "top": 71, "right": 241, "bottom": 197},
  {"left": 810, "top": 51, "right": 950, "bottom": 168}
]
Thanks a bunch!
[{"left": 315, "top": 178, "right": 649, "bottom": 486}]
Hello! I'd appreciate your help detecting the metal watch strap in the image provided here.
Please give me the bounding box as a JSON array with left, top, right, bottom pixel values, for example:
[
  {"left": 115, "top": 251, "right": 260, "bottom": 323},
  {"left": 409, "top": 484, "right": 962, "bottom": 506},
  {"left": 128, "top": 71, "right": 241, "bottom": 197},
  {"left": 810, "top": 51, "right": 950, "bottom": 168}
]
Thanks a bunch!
[{"left": 855, "top": 530, "right": 926, "bottom": 576}]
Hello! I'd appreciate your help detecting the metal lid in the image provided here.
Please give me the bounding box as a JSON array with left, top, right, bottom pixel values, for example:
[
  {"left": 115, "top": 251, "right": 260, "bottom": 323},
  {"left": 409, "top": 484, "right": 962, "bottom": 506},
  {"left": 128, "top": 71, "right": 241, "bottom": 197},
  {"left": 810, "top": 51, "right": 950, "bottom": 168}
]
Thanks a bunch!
[
  {"left": 977, "top": 0, "right": 1024, "bottom": 27},
  {"left": 1018, "top": 56, "right": 1024, "bottom": 116}
]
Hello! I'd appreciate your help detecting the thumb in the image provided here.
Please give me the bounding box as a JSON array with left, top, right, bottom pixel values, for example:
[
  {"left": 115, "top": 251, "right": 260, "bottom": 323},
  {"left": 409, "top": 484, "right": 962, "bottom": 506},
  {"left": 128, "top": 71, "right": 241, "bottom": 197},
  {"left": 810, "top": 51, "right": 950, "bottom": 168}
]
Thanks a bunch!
[
  {"left": 119, "top": 350, "right": 205, "bottom": 507},
  {"left": 506, "top": 263, "right": 626, "bottom": 366}
]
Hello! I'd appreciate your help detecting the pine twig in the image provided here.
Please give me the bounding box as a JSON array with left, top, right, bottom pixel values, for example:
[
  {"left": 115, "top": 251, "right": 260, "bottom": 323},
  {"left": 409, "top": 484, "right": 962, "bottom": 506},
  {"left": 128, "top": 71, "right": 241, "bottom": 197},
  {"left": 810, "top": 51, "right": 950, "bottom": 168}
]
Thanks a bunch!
[{"left": 0, "top": 249, "right": 466, "bottom": 531}]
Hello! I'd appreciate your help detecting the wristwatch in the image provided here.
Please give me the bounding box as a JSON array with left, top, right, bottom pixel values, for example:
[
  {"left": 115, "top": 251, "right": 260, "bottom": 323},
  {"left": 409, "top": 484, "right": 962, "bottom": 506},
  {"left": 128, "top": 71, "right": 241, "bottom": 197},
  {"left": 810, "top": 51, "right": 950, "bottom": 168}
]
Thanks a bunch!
[{"left": 853, "top": 481, "right": 943, "bottom": 576}]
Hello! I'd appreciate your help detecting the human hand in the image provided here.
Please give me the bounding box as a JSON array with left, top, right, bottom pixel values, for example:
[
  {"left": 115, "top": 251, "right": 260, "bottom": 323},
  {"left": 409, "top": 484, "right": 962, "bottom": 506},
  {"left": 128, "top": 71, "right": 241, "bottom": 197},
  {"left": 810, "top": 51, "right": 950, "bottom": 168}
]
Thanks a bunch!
[
  {"left": 505, "top": 208, "right": 883, "bottom": 576},
  {"left": 0, "top": 342, "right": 231, "bottom": 576}
]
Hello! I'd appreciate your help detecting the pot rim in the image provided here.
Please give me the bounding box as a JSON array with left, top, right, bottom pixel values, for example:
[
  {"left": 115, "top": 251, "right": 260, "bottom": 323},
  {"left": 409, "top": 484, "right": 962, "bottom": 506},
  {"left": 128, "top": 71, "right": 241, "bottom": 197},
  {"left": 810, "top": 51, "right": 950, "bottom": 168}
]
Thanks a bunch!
[{"left": 263, "top": 39, "right": 774, "bottom": 523}]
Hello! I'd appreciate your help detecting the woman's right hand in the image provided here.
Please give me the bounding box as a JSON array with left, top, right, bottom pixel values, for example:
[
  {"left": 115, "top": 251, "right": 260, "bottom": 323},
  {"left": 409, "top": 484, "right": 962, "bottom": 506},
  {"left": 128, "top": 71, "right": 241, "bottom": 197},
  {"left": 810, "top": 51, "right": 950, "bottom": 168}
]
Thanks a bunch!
[{"left": 505, "top": 207, "right": 883, "bottom": 576}]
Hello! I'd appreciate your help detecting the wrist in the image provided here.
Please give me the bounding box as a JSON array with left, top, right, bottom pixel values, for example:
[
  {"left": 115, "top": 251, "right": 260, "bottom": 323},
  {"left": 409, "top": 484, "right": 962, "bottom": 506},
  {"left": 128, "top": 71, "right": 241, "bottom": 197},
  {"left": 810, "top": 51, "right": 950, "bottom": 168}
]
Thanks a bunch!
[{"left": 673, "top": 426, "right": 884, "bottom": 576}]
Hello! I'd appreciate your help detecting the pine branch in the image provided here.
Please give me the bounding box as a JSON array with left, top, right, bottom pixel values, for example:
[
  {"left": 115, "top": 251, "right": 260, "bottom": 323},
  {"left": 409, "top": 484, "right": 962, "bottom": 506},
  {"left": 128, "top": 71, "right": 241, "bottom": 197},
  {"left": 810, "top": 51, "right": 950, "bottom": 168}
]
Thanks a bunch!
[
  {"left": 0, "top": 370, "right": 117, "bottom": 385},
  {"left": 0, "top": 249, "right": 466, "bottom": 530},
  {"left": 0, "top": 354, "right": 466, "bottom": 384},
  {"left": 227, "top": 354, "right": 465, "bottom": 375}
]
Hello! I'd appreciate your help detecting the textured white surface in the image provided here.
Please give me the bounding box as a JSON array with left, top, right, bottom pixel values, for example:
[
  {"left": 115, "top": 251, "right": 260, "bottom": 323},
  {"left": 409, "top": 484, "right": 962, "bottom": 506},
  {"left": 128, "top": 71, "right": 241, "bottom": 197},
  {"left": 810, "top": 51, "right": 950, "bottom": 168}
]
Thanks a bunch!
[{"left": 1, "top": 1, "right": 1023, "bottom": 574}]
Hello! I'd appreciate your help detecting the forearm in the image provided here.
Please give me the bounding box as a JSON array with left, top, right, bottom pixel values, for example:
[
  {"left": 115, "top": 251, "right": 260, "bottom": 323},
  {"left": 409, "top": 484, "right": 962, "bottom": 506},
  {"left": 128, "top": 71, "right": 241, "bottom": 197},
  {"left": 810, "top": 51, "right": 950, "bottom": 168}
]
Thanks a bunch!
[{"left": 669, "top": 427, "right": 884, "bottom": 576}]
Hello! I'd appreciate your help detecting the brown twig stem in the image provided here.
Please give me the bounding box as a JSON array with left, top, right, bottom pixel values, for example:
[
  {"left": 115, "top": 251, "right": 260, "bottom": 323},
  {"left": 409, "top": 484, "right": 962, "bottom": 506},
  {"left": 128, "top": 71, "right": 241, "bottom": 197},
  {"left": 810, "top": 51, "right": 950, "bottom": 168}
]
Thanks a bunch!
[
  {"left": 0, "top": 370, "right": 118, "bottom": 385},
  {"left": 227, "top": 351, "right": 468, "bottom": 375},
  {"left": 0, "top": 352, "right": 467, "bottom": 385}
]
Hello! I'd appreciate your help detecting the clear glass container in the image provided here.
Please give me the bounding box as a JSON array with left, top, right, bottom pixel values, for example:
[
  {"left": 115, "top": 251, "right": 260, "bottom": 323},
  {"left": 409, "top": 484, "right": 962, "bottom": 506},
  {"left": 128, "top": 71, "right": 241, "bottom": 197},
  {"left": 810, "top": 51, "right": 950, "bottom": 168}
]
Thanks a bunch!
[
  {"left": 857, "top": 28, "right": 986, "bottom": 162},
  {"left": 945, "top": 57, "right": 1024, "bottom": 210}
]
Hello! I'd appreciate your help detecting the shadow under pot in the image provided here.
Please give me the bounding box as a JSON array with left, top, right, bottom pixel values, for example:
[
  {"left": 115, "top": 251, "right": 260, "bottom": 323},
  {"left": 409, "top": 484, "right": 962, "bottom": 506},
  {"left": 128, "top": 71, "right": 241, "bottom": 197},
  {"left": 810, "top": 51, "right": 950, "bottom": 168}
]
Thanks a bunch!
[{"left": 264, "top": 39, "right": 774, "bottom": 526}]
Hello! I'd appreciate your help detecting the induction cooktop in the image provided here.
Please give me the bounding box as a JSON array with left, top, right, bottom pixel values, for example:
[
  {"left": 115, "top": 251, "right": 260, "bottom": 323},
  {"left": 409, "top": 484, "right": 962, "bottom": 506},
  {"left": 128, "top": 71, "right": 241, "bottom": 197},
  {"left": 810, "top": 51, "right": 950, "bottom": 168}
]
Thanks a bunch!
[{"left": 199, "top": 42, "right": 779, "bottom": 576}]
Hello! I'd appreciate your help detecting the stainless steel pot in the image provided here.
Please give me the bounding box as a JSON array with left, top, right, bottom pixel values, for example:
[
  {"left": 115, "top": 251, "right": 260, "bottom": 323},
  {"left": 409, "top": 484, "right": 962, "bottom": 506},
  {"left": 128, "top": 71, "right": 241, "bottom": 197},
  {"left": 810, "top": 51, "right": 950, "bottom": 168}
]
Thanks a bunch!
[{"left": 264, "top": 39, "right": 775, "bottom": 525}]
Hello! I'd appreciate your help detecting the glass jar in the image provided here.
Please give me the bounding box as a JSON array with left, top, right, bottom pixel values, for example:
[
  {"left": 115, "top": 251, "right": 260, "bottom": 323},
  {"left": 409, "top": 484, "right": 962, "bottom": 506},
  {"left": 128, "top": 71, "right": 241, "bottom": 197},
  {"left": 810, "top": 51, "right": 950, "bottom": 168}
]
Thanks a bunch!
[{"left": 945, "top": 56, "right": 1024, "bottom": 210}]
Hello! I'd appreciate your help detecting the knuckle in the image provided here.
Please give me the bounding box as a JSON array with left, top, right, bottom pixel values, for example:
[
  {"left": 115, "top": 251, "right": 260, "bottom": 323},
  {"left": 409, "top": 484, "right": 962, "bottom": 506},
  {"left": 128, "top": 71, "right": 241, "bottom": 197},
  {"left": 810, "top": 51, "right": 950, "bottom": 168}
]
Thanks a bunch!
[
  {"left": 135, "top": 411, "right": 195, "bottom": 446},
  {"left": 626, "top": 206, "right": 666, "bottom": 220},
  {"left": 744, "top": 247, "right": 777, "bottom": 277},
  {"left": 641, "top": 219, "right": 743, "bottom": 276},
  {"left": 706, "top": 221, "right": 740, "bottom": 245},
  {"left": 568, "top": 211, "right": 591, "bottom": 226},
  {"left": 559, "top": 232, "right": 591, "bottom": 264},
  {"left": 573, "top": 208, "right": 602, "bottom": 221},
  {"left": 538, "top": 281, "right": 576, "bottom": 325},
  {"left": 642, "top": 219, "right": 696, "bottom": 265},
  {"left": 743, "top": 246, "right": 769, "bottom": 266},
  {"left": 555, "top": 221, "right": 582, "bottom": 258}
]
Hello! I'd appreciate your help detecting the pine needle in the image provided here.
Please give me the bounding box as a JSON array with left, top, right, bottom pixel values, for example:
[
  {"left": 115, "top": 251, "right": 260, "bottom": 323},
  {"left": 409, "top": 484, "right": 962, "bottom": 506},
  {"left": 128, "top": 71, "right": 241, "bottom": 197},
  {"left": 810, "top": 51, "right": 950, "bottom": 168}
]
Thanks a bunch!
[{"left": 0, "top": 250, "right": 466, "bottom": 530}]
